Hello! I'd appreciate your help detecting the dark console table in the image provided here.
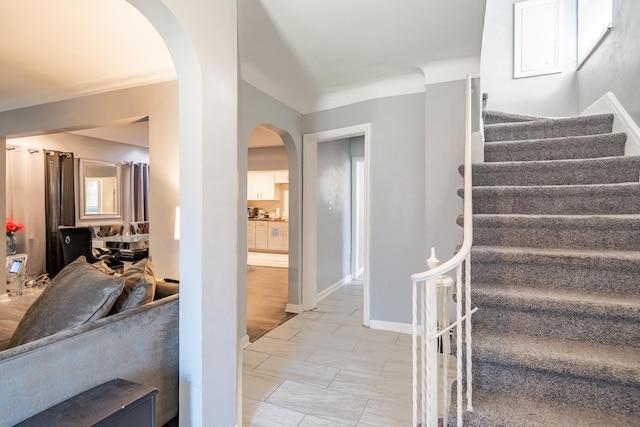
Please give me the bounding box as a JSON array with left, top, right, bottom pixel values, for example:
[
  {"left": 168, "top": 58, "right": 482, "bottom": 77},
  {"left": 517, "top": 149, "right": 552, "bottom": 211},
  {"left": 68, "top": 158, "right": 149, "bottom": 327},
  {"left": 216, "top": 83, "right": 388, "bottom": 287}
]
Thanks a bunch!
[{"left": 15, "top": 378, "right": 158, "bottom": 427}]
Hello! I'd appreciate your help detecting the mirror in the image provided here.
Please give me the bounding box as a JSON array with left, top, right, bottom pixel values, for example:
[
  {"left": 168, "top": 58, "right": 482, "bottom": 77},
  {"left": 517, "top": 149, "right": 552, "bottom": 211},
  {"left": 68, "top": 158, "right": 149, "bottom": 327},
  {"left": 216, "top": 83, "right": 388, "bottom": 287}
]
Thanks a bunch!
[{"left": 79, "top": 159, "right": 121, "bottom": 219}]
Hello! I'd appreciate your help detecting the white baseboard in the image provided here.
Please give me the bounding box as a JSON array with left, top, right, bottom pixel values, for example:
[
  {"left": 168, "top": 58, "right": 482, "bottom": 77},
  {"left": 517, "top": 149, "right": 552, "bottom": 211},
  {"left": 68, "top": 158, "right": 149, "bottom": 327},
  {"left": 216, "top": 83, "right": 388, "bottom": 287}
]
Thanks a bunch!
[
  {"left": 317, "top": 275, "right": 352, "bottom": 302},
  {"left": 239, "top": 334, "right": 250, "bottom": 349},
  {"left": 368, "top": 319, "right": 414, "bottom": 335},
  {"left": 285, "top": 303, "right": 304, "bottom": 314},
  {"left": 581, "top": 91, "right": 640, "bottom": 156},
  {"left": 0, "top": 293, "right": 9, "bottom": 303}
]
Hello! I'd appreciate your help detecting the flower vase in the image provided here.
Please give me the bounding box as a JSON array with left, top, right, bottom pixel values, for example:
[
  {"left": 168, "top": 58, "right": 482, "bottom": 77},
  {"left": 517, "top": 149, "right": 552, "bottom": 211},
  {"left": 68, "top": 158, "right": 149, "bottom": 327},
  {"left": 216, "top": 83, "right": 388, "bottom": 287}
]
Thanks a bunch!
[{"left": 6, "top": 233, "right": 18, "bottom": 256}]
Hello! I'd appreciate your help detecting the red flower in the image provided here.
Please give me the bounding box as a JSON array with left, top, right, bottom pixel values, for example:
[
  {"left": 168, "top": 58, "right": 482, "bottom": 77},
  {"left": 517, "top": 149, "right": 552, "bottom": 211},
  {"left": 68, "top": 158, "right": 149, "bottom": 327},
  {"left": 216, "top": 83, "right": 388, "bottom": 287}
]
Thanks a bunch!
[{"left": 6, "top": 218, "right": 24, "bottom": 234}]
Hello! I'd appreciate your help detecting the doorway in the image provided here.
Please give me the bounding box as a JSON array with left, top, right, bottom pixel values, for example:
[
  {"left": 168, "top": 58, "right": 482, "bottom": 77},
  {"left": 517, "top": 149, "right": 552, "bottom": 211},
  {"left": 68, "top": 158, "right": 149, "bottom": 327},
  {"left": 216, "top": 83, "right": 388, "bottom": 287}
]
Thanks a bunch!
[
  {"left": 246, "top": 124, "right": 293, "bottom": 341},
  {"left": 302, "top": 123, "right": 371, "bottom": 325}
]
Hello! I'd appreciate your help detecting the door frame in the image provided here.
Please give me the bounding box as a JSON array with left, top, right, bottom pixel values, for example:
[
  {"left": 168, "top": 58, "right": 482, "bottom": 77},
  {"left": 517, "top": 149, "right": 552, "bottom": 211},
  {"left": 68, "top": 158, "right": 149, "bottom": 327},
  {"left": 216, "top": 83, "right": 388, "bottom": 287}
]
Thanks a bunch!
[
  {"left": 302, "top": 123, "right": 371, "bottom": 326},
  {"left": 351, "top": 156, "right": 365, "bottom": 280}
]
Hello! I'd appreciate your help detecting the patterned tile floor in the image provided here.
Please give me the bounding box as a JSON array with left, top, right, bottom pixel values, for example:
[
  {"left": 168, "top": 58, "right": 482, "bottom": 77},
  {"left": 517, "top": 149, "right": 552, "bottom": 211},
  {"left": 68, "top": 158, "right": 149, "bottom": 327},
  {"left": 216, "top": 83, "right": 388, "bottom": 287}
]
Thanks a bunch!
[{"left": 242, "top": 280, "right": 454, "bottom": 426}]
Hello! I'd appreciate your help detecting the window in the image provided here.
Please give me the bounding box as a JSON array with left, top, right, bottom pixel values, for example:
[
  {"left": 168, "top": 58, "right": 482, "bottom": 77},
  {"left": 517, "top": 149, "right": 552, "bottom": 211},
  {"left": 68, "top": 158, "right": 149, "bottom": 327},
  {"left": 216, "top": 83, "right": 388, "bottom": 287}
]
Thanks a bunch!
[{"left": 514, "top": 0, "right": 561, "bottom": 79}]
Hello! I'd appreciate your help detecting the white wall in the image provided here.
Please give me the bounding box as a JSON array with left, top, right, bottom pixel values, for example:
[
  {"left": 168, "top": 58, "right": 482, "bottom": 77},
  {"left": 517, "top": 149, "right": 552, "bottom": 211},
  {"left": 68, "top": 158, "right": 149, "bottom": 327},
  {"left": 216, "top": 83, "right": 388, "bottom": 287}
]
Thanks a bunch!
[{"left": 482, "top": 0, "right": 579, "bottom": 117}]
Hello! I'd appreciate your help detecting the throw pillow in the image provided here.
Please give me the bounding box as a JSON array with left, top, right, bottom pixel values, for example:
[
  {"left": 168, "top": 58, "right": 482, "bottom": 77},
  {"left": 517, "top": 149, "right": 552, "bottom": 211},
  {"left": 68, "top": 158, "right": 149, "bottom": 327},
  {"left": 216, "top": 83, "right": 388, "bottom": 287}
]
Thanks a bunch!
[
  {"left": 8, "top": 256, "right": 125, "bottom": 348},
  {"left": 110, "top": 257, "right": 157, "bottom": 313}
]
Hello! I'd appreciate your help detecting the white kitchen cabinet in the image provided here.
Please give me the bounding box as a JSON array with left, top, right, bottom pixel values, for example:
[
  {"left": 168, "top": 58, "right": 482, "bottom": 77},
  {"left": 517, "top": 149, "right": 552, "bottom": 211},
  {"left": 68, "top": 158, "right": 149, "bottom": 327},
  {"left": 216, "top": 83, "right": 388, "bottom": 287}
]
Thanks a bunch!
[
  {"left": 247, "top": 221, "right": 256, "bottom": 250},
  {"left": 267, "top": 222, "right": 288, "bottom": 251},
  {"left": 274, "top": 170, "right": 289, "bottom": 184},
  {"left": 254, "top": 221, "right": 269, "bottom": 250},
  {"left": 247, "top": 171, "right": 279, "bottom": 200}
]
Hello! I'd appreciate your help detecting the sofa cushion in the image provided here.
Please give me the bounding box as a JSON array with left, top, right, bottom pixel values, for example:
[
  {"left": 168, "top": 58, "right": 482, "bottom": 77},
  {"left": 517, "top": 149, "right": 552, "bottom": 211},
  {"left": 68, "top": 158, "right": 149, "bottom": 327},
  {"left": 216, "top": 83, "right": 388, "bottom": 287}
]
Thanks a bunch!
[
  {"left": 8, "top": 256, "right": 125, "bottom": 348},
  {"left": 110, "top": 257, "right": 156, "bottom": 313}
]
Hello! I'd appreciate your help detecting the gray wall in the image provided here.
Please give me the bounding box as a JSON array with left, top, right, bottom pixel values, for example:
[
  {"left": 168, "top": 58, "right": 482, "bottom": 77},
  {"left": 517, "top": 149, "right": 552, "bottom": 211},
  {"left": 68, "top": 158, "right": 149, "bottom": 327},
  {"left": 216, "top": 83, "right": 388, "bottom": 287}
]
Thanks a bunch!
[
  {"left": 577, "top": 0, "right": 640, "bottom": 124},
  {"left": 424, "top": 80, "right": 467, "bottom": 262},
  {"left": 248, "top": 146, "right": 288, "bottom": 171},
  {"left": 351, "top": 136, "right": 365, "bottom": 157},
  {"left": 238, "top": 81, "right": 303, "bottom": 334},
  {"left": 303, "top": 93, "right": 427, "bottom": 324},
  {"left": 316, "top": 138, "right": 352, "bottom": 292},
  {"left": 481, "top": 0, "right": 578, "bottom": 117}
]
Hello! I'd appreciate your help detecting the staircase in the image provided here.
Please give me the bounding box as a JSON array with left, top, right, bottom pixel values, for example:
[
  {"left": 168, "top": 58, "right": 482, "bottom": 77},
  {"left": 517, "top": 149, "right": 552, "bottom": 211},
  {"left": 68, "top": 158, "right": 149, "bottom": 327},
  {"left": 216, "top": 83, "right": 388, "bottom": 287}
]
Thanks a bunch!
[{"left": 452, "top": 111, "right": 640, "bottom": 426}]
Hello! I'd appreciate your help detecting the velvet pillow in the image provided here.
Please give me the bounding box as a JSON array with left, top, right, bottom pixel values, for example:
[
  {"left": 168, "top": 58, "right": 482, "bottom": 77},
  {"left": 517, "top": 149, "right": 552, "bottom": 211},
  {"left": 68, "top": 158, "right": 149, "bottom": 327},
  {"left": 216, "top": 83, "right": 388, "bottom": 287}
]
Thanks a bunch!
[
  {"left": 110, "top": 257, "right": 156, "bottom": 314},
  {"left": 8, "top": 256, "right": 125, "bottom": 348}
]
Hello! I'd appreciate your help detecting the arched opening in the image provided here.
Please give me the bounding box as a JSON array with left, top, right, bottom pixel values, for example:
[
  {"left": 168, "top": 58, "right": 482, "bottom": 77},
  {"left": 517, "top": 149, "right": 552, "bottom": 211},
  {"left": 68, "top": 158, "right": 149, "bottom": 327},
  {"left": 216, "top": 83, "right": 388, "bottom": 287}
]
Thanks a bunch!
[
  {"left": 0, "top": 1, "right": 244, "bottom": 425},
  {"left": 246, "top": 124, "right": 294, "bottom": 341},
  {"left": 246, "top": 125, "right": 290, "bottom": 337}
]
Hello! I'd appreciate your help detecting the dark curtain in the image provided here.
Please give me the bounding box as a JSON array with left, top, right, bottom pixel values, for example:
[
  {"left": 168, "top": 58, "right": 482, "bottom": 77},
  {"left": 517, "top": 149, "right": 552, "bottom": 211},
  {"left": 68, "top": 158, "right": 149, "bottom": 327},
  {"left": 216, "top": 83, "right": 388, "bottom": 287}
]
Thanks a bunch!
[
  {"left": 44, "top": 151, "right": 75, "bottom": 277},
  {"left": 133, "top": 163, "right": 150, "bottom": 222}
]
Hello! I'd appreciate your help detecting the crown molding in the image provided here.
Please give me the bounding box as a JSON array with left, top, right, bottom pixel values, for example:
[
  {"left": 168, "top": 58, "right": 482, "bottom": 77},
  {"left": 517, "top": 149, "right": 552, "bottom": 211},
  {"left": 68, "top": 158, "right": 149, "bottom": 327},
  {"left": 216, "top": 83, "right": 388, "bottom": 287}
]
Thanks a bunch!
[
  {"left": 0, "top": 71, "right": 176, "bottom": 113},
  {"left": 419, "top": 56, "right": 480, "bottom": 86}
]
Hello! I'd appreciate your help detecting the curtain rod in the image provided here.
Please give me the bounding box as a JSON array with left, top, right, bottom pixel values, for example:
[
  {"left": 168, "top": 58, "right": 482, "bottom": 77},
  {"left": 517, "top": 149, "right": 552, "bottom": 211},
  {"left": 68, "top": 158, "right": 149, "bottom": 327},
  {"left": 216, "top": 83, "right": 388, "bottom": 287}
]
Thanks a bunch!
[{"left": 6, "top": 144, "right": 42, "bottom": 154}]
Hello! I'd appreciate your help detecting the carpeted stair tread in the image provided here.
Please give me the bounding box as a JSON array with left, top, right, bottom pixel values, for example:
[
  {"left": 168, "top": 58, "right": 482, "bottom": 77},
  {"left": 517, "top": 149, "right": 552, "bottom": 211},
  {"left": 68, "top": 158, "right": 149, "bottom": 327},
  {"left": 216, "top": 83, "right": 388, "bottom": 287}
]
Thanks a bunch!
[
  {"left": 484, "top": 133, "right": 627, "bottom": 162},
  {"left": 459, "top": 214, "right": 640, "bottom": 251},
  {"left": 449, "top": 389, "right": 640, "bottom": 427},
  {"left": 484, "top": 114, "right": 614, "bottom": 142},
  {"left": 465, "top": 182, "right": 640, "bottom": 215},
  {"left": 463, "top": 155, "right": 640, "bottom": 186},
  {"left": 458, "top": 109, "right": 640, "bottom": 424},
  {"left": 471, "top": 245, "right": 640, "bottom": 267},
  {"left": 472, "top": 332, "right": 640, "bottom": 387},
  {"left": 473, "top": 285, "right": 640, "bottom": 320},
  {"left": 472, "top": 285, "right": 640, "bottom": 347},
  {"left": 471, "top": 246, "right": 640, "bottom": 295},
  {"left": 482, "top": 110, "right": 540, "bottom": 125}
]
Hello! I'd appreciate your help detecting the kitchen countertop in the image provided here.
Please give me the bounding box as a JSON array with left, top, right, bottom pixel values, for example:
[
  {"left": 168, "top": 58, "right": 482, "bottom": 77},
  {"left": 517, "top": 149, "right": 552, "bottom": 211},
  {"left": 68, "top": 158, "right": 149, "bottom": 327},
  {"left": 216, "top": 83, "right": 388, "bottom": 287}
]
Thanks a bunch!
[{"left": 248, "top": 218, "right": 288, "bottom": 222}]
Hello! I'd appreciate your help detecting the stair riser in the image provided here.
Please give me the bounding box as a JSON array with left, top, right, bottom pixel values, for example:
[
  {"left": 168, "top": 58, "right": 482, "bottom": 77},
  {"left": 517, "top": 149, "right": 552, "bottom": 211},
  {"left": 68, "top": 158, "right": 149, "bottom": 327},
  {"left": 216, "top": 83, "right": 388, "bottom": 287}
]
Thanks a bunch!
[
  {"left": 469, "top": 162, "right": 640, "bottom": 187},
  {"left": 472, "top": 262, "right": 639, "bottom": 296},
  {"left": 469, "top": 187, "right": 640, "bottom": 215},
  {"left": 484, "top": 133, "right": 627, "bottom": 162},
  {"left": 472, "top": 306, "right": 639, "bottom": 348},
  {"left": 470, "top": 224, "right": 640, "bottom": 251},
  {"left": 484, "top": 115, "right": 614, "bottom": 142},
  {"left": 472, "top": 362, "right": 640, "bottom": 415}
]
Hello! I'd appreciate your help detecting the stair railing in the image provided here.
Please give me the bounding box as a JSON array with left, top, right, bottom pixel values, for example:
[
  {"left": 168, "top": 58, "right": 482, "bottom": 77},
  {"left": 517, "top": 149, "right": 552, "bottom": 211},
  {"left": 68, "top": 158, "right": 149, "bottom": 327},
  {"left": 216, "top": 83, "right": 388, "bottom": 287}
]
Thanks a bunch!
[{"left": 411, "top": 74, "right": 477, "bottom": 427}]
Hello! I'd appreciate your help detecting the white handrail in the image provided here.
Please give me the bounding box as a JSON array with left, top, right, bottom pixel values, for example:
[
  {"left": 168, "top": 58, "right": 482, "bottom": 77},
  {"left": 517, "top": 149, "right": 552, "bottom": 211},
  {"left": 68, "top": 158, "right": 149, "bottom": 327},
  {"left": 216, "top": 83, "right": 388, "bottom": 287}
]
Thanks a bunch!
[{"left": 412, "top": 74, "right": 474, "bottom": 427}]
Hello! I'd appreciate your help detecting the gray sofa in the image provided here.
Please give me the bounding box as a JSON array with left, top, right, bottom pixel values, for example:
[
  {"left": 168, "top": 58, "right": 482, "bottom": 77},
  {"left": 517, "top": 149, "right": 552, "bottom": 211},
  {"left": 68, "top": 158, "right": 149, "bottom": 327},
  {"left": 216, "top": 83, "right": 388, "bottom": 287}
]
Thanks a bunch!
[{"left": 0, "top": 280, "right": 179, "bottom": 426}]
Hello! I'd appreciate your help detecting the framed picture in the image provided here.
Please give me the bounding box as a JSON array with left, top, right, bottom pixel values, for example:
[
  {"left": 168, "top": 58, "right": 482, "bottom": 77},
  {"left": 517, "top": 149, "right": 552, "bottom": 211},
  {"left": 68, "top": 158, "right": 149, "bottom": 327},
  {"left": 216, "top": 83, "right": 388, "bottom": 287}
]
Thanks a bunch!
[{"left": 6, "top": 254, "right": 28, "bottom": 276}]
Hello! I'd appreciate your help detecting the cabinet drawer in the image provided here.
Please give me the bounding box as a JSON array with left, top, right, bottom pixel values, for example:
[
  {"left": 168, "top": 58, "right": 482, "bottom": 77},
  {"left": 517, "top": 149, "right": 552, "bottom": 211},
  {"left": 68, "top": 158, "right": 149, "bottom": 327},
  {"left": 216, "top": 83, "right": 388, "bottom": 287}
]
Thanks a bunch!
[{"left": 255, "top": 221, "right": 268, "bottom": 229}]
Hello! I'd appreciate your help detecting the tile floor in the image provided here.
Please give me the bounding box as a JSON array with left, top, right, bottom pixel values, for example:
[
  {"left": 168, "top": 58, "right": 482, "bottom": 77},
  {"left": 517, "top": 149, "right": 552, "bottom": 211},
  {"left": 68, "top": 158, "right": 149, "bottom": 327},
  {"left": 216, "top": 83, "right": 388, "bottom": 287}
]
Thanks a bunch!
[{"left": 243, "top": 280, "right": 453, "bottom": 426}]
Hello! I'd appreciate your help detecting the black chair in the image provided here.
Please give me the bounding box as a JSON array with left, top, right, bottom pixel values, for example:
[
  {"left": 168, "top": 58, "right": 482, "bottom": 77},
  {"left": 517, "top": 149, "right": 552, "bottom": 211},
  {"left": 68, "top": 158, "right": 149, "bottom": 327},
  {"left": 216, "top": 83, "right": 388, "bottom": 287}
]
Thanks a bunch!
[{"left": 58, "top": 226, "right": 124, "bottom": 271}]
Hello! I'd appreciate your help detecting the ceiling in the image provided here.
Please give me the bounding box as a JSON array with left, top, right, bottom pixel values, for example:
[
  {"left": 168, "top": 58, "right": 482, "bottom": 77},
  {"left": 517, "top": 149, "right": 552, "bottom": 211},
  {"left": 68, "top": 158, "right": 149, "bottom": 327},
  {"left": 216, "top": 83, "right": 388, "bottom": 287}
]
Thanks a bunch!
[{"left": 0, "top": 0, "right": 486, "bottom": 145}]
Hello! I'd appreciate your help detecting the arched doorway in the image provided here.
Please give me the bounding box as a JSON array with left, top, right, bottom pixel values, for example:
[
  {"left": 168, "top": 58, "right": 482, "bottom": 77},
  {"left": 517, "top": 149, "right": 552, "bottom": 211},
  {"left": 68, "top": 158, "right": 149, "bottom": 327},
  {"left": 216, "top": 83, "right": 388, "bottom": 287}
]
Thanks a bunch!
[
  {"left": 0, "top": 1, "right": 241, "bottom": 425},
  {"left": 246, "top": 124, "right": 293, "bottom": 341},
  {"left": 244, "top": 122, "right": 304, "bottom": 340}
]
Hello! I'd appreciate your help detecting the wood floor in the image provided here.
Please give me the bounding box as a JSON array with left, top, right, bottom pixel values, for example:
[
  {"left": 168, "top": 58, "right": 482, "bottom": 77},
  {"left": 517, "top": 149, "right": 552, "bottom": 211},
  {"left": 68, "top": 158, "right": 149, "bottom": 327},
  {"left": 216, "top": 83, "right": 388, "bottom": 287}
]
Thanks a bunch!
[
  {"left": 247, "top": 265, "right": 295, "bottom": 342},
  {"left": 0, "top": 287, "right": 43, "bottom": 350}
]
